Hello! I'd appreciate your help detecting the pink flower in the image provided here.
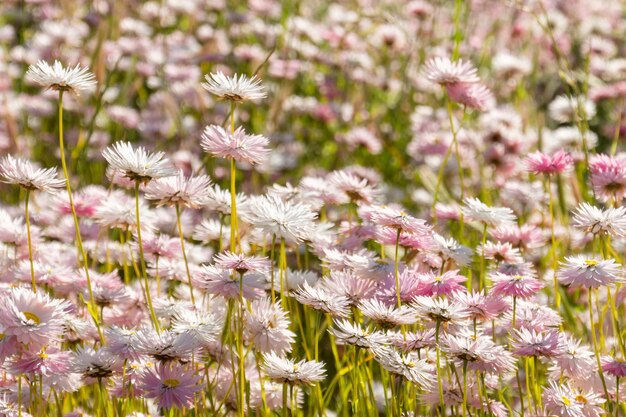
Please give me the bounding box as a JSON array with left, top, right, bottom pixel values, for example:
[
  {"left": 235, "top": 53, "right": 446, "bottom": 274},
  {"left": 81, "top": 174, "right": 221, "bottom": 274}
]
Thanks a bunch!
[
  {"left": 490, "top": 272, "right": 544, "bottom": 299},
  {"left": 140, "top": 363, "right": 201, "bottom": 409},
  {"left": 525, "top": 149, "right": 574, "bottom": 175},
  {"left": 201, "top": 125, "right": 270, "bottom": 165},
  {"left": 445, "top": 82, "right": 494, "bottom": 111},
  {"left": 415, "top": 270, "right": 467, "bottom": 297}
]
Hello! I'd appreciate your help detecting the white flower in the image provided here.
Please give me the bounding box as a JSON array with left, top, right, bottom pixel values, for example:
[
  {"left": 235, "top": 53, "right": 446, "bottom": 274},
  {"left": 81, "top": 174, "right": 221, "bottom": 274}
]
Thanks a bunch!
[
  {"left": 144, "top": 170, "right": 213, "bottom": 208},
  {"left": 26, "top": 60, "right": 97, "bottom": 95},
  {"left": 571, "top": 202, "right": 626, "bottom": 237},
  {"left": 328, "top": 319, "right": 388, "bottom": 348},
  {"left": 102, "top": 141, "right": 177, "bottom": 183},
  {"left": 0, "top": 155, "right": 65, "bottom": 193},
  {"left": 261, "top": 352, "right": 326, "bottom": 386},
  {"left": 202, "top": 71, "right": 266, "bottom": 102},
  {"left": 461, "top": 197, "right": 516, "bottom": 227}
]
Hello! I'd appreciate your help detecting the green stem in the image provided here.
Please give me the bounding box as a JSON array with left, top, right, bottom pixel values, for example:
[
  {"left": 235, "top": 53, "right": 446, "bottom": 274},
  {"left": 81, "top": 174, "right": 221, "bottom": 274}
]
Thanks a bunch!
[
  {"left": 175, "top": 203, "right": 196, "bottom": 306},
  {"left": 24, "top": 189, "right": 36, "bottom": 293},
  {"left": 134, "top": 181, "right": 160, "bottom": 333},
  {"left": 589, "top": 290, "right": 610, "bottom": 404},
  {"left": 58, "top": 91, "right": 103, "bottom": 341}
]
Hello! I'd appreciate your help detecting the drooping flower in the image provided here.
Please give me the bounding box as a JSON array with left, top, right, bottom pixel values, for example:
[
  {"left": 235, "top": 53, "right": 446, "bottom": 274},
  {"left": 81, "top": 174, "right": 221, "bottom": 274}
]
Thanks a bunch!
[
  {"left": 328, "top": 319, "right": 388, "bottom": 348},
  {"left": 371, "top": 345, "right": 434, "bottom": 387},
  {"left": 423, "top": 57, "right": 480, "bottom": 85}
]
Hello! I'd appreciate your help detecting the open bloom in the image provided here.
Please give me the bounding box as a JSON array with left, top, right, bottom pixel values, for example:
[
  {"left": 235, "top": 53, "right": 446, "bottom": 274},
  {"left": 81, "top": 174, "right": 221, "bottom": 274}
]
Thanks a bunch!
[
  {"left": 245, "top": 297, "right": 295, "bottom": 355},
  {"left": 202, "top": 71, "right": 266, "bottom": 102},
  {"left": 26, "top": 60, "right": 97, "bottom": 95},
  {"left": 525, "top": 149, "right": 574, "bottom": 175},
  {"left": 571, "top": 202, "right": 626, "bottom": 237},
  {"left": 144, "top": 171, "right": 212, "bottom": 208},
  {"left": 140, "top": 363, "right": 201, "bottom": 409},
  {"left": 461, "top": 197, "right": 516, "bottom": 227},
  {"left": 262, "top": 352, "right": 326, "bottom": 386},
  {"left": 557, "top": 255, "right": 622, "bottom": 288},
  {"left": 0, "top": 156, "right": 65, "bottom": 193},
  {"left": 103, "top": 142, "right": 177, "bottom": 183},
  {"left": 490, "top": 272, "right": 544, "bottom": 299},
  {"left": 423, "top": 57, "right": 479, "bottom": 85},
  {"left": 201, "top": 125, "right": 270, "bottom": 165}
]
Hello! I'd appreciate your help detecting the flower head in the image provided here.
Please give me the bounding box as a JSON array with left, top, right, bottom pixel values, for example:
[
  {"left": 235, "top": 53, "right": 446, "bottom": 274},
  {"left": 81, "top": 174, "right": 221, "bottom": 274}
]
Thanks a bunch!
[
  {"left": 144, "top": 171, "right": 212, "bottom": 208},
  {"left": 103, "top": 142, "right": 177, "bottom": 184},
  {"left": 26, "top": 60, "right": 96, "bottom": 95},
  {"left": 557, "top": 255, "right": 622, "bottom": 288},
  {"left": 0, "top": 156, "right": 65, "bottom": 193},
  {"left": 201, "top": 125, "right": 270, "bottom": 165},
  {"left": 140, "top": 363, "right": 201, "bottom": 409},
  {"left": 423, "top": 57, "right": 480, "bottom": 85},
  {"left": 202, "top": 71, "right": 266, "bottom": 102},
  {"left": 461, "top": 197, "right": 516, "bottom": 227},
  {"left": 571, "top": 202, "right": 626, "bottom": 238},
  {"left": 262, "top": 352, "right": 326, "bottom": 386}
]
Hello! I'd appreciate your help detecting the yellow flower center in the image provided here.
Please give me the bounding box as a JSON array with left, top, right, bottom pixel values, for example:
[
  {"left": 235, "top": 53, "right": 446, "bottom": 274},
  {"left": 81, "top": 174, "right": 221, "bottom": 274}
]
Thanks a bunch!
[
  {"left": 561, "top": 396, "right": 571, "bottom": 406},
  {"left": 434, "top": 276, "right": 443, "bottom": 282},
  {"left": 38, "top": 350, "right": 48, "bottom": 359},
  {"left": 513, "top": 275, "right": 523, "bottom": 280},
  {"left": 163, "top": 378, "right": 180, "bottom": 388},
  {"left": 292, "top": 364, "right": 300, "bottom": 372},
  {"left": 575, "top": 394, "right": 587, "bottom": 404},
  {"left": 584, "top": 259, "right": 599, "bottom": 267},
  {"left": 23, "top": 311, "right": 41, "bottom": 324}
]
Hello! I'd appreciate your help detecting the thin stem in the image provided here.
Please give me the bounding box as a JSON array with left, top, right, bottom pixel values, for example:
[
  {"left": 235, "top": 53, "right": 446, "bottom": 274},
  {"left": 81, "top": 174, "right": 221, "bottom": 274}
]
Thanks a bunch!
[
  {"left": 435, "top": 320, "right": 446, "bottom": 416},
  {"left": 24, "top": 189, "right": 36, "bottom": 293},
  {"left": 175, "top": 203, "right": 196, "bottom": 306},
  {"left": 134, "top": 181, "right": 160, "bottom": 333},
  {"left": 57, "top": 91, "right": 103, "bottom": 341},
  {"left": 589, "top": 290, "right": 610, "bottom": 403}
]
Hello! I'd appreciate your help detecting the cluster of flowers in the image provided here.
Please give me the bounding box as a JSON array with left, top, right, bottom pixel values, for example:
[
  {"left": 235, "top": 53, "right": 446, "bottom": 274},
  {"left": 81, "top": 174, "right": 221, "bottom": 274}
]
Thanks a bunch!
[{"left": 2, "top": 1, "right": 626, "bottom": 417}]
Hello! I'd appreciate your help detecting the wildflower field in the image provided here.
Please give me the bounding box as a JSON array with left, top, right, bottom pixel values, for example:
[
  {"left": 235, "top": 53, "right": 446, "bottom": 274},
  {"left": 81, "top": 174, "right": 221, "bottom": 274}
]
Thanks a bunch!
[{"left": 1, "top": 0, "right": 626, "bottom": 416}]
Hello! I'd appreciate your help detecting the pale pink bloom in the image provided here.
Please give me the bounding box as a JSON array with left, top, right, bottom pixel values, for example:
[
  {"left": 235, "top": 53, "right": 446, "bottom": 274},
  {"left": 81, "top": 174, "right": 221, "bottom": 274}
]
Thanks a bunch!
[
  {"left": 423, "top": 57, "right": 480, "bottom": 85},
  {"left": 213, "top": 251, "right": 270, "bottom": 274},
  {"left": 602, "top": 356, "right": 626, "bottom": 377},
  {"left": 415, "top": 270, "right": 466, "bottom": 297},
  {"left": 192, "top": 265, "right": 266, "bottom": 300},
  {"left": 293, "top": 282, "right": 350, "bottom": 317},
  {"left": 557, "top": 255, "right": 622, "bottom": 288},
  {"left": 10, "top": 347, "right": 73, "bottom": 376},
  {"left": 525, "top": 149, "right": 574, "bottom": 175},
  {"left": 365, "top": 205, "right": 431, "bottom": 235},
  {"left": 370, "top": 345, "right": 434, "bottom": 387},
  {"left": 103, "top": 141, "right": 177, "bottom": 183},
  {"left": 202, "top": 71, "right": 266, "bottom": 102},
  {"left": 513, "top": 328, "right": 562, "bottom": 357},
  {"left": 478, "top": 241, "right": 523, "bottom": 264},
  {"left": 201, "top": 125, "right": 270, "bottom": 165},
  {"left": 262, "top": 352, "right": 326, "bottom": 386},
  {"left": 0, "top": 155, "right": 65, "bottom": 193},
  {"left": 462, "top": 197, "right": 516, "bottom": 227},
  {"left": 328, "top": 319, "right": 388, "bottom": 348},
  {"left": 144, "top": 171, "right": 213, "bottom": 208},
  {"left": 490, "top": 224, "right": 544, "bottom": 250},
  {"left": 490, "top": 272, "right": 544, "bottom": 299},
  {"left": 453, "top": 291, "right": 507, "bottom": 322},
  {"left": 140, "top": 363, "right": 201, "bottom": 409},
  {"left": 358, "top": 298, "right": 418, "bottom": 328},
  {"left": 571, "top": 202, "right": 626, "bottom": 237},
  {"left": 0, "top": 287, "right": 69, "bottom": 348},
  {"left": 588, "top": 154, "right": 626, "bottom": 202},
  {"left": 544, "top": 381, "right": 604, "bottom": 417},
  {"left": 446, "top": 83, "right": 494, "bottom": 111},
  {"left": 245, "top": 297, "right": 295, "bottom": 355}
]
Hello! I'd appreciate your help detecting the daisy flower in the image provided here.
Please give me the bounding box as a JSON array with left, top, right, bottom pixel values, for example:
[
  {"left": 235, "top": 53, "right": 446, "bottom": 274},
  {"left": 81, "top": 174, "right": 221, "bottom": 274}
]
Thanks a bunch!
[
  {"left": 557, "top": 255, "right": 622, "bottom": 288},
  {"left": 423, "top": 57, "right": 480, "bottom": 85},
  {"left": 371, "top": 345, "right": 434, "bottom": 387},
  {"left": 489, "top": 272, "right": 544, "bottom": 299},
  {"left": 0, "top": 287, "right": 69, "bottom": 348},
  {"left": 525, "top": 149, "right": 574, "bottom": 175},
  {"left": 73, "top": 346, "right": 122, "bottom": 379},
  {"left": 513, "top": 328, "right": 562, "bottom": 357},
  {"left": 140, "top": 363, "right": 201, "bottom": 409},
  {"left": 293, "top": 282, "right": 350, "bottom": 317},
  {"left": 412, "top": 296, "right": 469, "bottom": 325},
  {"left": 366, "top": 205, "right": 431, "bottom": 235},
  {"left": 548, "top": 94, "right": 597, "bottom": 123},
  {"left": 445, "top": 82, "right": 494, "bottom": 111},
  {"left": 244, "top": 297, "right": 295, "bottom": 355},
  {"left": 133, "top": 328, "right": 198, "bottom": 363},
  {"left": 0, "top": 156, "right": 65, "bottom": 193},
  {"left": 202, "top": 71, "right": 266, "bottom": 102},
  {"left": 358, "top": 298, "right": 418, "bottom": 328},
  {"left": 544, "top": 381, "right": 604, "bottom": 417},
  {"left": 242, "top": 194, "right": 317, "bottom": 244},
  {"left": 602, "top": 356, "right": 626, "bottom": 377},
  {"left": 328, "top": 319, "right": 388, "bottom": 348},
  {"left": 213, "top": 251, "right": 270, "bottom": 274},
  {"left": 571, "top": 202, "right": 626, "bottom": 237},
  {"left": 262, "top": 352, "right": 326, "bottom": 386},
  {"left": 103, "top": 141, "right": 177, "bottom": 184},
  {"left": 144, "top": 171, "right": 213, "bottom": 209},
  {"left": 26, "top": 60, "right": 97, "bottom": 95},
  {"left": 461, "top": 197, "right": 516, "bottom": 227},
  {"left": 192, "top": 265, "right": 266, "bottom": 300},
  {"left": 589, "top": 154, "right": 626, "bottom": 202},
  {"left": 201, "top": 125, "right": 270, "bottom": 165}
]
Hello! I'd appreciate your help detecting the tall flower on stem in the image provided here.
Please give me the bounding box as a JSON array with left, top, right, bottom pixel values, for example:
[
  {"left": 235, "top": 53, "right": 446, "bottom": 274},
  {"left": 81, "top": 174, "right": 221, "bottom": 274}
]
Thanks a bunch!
[
  {"left": 25, "top": 60, "right": 102, "bottom": 340},
  {"left": 202, "top": 69, "right": 268, "bottom": 417},
  {"left": 0, "top": 156, "right": 65, "bottom": 292},
  {"left": 145, "top": 170, "right": 213, "bottom": 305},
  {"left": 103, "top": 141, "right": 177, "bottom": 333},
  {"left": 526, "top": 149, "right": 574, "bottom": 310}
]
